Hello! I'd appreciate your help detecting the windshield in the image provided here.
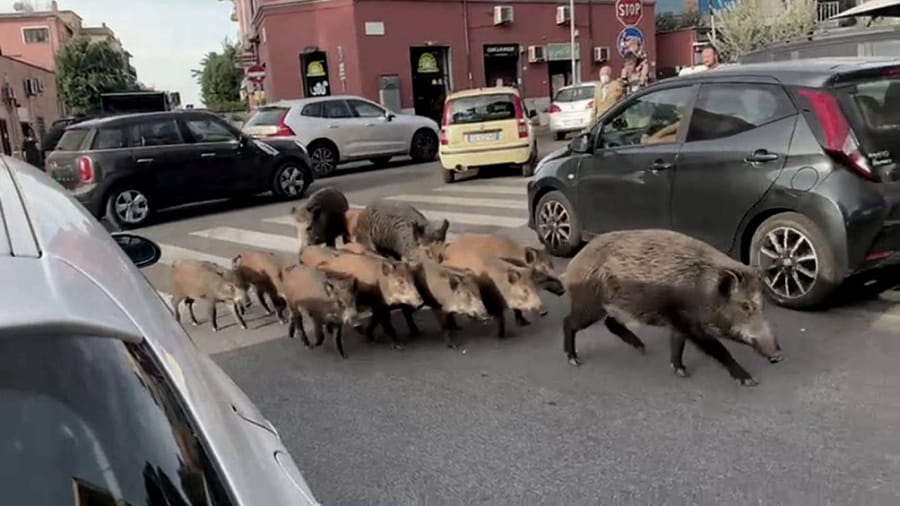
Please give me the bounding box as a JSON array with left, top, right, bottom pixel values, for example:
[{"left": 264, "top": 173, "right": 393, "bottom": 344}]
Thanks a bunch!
[
  {"left": 55, "top": 128, "right": 90, "bottom": 151},
  {"left": 1, "top": 335, "right": 232, "bottom": 505},
  {"left": 837, "top": 75, "right": 900, "bottom": 162},
  {"left": 245, "top": 107, "right": 288, "bottom": 127},
  {"left": 447, "top": 94, "right": 517, "bottom": 124},
  {"left": 554, "top": 85, "right": 595, "bottom": 103}
]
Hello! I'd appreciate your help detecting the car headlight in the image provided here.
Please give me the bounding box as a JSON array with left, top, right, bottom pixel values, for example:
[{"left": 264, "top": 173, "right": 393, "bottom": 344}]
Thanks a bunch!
[{"left": 293, "top": 139, "right": 308, "bottom": 154}]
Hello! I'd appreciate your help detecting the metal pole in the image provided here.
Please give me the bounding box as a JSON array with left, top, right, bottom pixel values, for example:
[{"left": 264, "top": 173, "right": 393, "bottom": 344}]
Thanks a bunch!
[{"left": 570, "top": 0, "right": 577, "bottom": 84}]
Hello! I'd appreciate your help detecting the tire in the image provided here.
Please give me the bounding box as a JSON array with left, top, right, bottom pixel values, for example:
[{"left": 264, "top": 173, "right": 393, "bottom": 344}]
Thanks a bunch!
[
  {"left": 271, "top": 161, "right": 312, "bottom": 200},
  {"left": 410, "top": 129, "right": 438, "bottom": 163},
  {"left": 105, "top": 184, "right": 153, "bottom": 230},
  {"left": 521, "top": 145, "right": 538, "bottom": 178},
  {"left": 554, "top": 131, "right": 566, "bottom": 141},
  {"left": 308, "top": 141, "right": 338, "bottom": 177},
  {"left": 371, "top": 156, "right": 392, "bottom": 167},
  {"left": 443, "top": 169, "right": 456, "bottom": 184},
  {"left": 534, "top": 190, "right": 582, "bottom": 257},
  {"left": 749, "top": 211, "right": 840, "bottom": 310},
  {"left": 839, "top": 266, "right": 900, "bottom": 303}
]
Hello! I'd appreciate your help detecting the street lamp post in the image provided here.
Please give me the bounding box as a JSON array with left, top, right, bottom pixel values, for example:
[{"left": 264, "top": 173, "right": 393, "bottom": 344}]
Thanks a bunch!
[{"left": 569, "top": 0, "right": 577, "bottom": 84}]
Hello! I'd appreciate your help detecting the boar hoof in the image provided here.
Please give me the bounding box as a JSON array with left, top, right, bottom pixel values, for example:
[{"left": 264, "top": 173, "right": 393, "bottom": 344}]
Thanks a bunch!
[
  {"left": 567, "top": 356, "right": 581, "bottom": 367},
  {"left": 192, "top": 322, "right": 199, "bottom": 327},
  {"left": 672, "top": 365, "right": 689, "bottom": 378},
  {"left": 736, "top": 376, "right": 759, "bottom": 387},
  {"left": 211, "top": 327, "right": 218, "bottom": 333},
  {"left": 768, "top": 355, "right": 784, "bottom": 364},
  {"left": 392, "top": 344, "right": 405, "bottom": 351}
]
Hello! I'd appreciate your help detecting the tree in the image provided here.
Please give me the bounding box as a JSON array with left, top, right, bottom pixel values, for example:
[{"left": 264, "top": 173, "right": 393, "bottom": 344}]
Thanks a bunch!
[
  {"left": 713, "top": 0, "right": 817, "bottom": 62},
  {"left": 192, "top": 39, "right": 246, "bottom": 112},
  {"left": 55, "top": 37, "right": 134, "bottom": 113}
]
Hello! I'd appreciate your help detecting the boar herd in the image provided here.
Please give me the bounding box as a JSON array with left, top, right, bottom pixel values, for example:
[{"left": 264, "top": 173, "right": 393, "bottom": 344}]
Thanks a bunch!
[{"left": 169, "top": 187, "right": 785, "bottom": 387}]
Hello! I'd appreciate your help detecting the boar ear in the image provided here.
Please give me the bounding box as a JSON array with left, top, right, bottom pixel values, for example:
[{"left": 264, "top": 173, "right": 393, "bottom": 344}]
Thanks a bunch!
[
  {"left": 231, "top": 254, "right": 242, "bottom": 268},
  {"left": 448, "top": 274, "right": 461, "bottom": 291},
  {"left": 507, "top": 268, "right": 522, "bottom": 284},
  {"left": 717, "top": 269, "right": 743, "bottom": 298},
  {"left": 381, "top": 261, "right": 393, "bottom": 276}
]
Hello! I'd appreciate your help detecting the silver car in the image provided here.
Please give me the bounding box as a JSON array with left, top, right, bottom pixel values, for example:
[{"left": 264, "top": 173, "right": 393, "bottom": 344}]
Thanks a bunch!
[{"left": 0, "top": 156, "right": 320, "bottom": 505}]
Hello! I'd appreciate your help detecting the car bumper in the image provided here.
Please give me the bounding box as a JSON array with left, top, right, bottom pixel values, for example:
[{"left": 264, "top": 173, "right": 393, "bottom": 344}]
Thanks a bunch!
[
  {"left": 549, "top": 112, "right": 591, "bottom": 133},
  {"left": 439, "top": 142, "right": 532, "bottom": 171},
  {"left": 70, "top": 183, "right": 104, "bottom": 218}
]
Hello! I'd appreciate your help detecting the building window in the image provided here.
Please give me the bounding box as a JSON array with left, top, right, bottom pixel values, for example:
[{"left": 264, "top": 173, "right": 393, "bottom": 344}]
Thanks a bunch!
[{"left": 23, "top": 27, "right": 50, "bottom": 44}]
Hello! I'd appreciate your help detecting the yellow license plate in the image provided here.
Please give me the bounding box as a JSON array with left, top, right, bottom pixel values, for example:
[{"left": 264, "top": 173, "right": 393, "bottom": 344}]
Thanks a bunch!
[{"left": 466, "top": 132, "right": 500, "bottom": 143}]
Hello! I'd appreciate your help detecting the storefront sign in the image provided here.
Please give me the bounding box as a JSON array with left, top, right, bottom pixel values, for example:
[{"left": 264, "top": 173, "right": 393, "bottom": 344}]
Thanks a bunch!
[
  {"left": 484, "top": 44, "right": 519, "bottom": 58},
  {"left": 306, "top": 61, "right": 326, "bottom": 77},
  {"left": 617, "top": 27, "right": 645, "bottom": 57},
  {"left": 417, "top": 52, "right": 440, "bottom": 73},
  {"left": 545, "top": 42, "right": 581, "bottom": 61},
  {"left": 301, "top": 51, "right": 331, "bottom": 97}
]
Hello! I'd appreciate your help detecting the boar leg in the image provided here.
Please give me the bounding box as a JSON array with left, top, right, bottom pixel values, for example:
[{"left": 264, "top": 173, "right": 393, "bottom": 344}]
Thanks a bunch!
[
  {"left": 563, "top": 310, "right": 603, "bottom": 367},
  {"left": 173, "top": 297, "right": 185, "bottom": 323},
  {"left": 604, "top": 317, "right": 646, "bottom": 354},
  {"left": 254, "top": 285, "right": 273, "bottom": 315},
  {"left": 273, "top": 295, "right": 288, "bottom": 325},
  {"left": 185, "top": 298, "right": 200, "bottom": 326},
  {"left": 493, "top": 310, "right": 507, "bottom": 338},
  {"left": 400, "top": 306, "right": 423, "bottom": 337},
  {"left": 208, "top": 303, "right": 219, "bottom": 332},
  {"left": 231, "top": 302, "right": 248, "bottom": 330},
  {"left": 328, "top": 323, "right": 347, "bottom": 358},
  {"left": 374, "top": 306, "right": 405, "bottom": 350},
  {"left": 513, "top": 309, "right": 531, "bottom": 327},
  {"left": 444, "top": 313, "right": 461, "bottom": 330},
  {"left": 669, "top": 332, "right": 689, "bottom": 377},
  {"left": 434, "top": 310, "right": 459, "bottom": 349},
  {"left": 288, "top": 310, "right": 313, "bottom": 348},
  {"left": 689, "top": 335, "right": 758, "bottom": 387}
]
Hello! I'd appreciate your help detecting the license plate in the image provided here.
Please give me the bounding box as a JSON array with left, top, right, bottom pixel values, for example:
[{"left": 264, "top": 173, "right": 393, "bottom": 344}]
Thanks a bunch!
[{"left": 466, "top": 132, "right": 500, "bottom": 143}]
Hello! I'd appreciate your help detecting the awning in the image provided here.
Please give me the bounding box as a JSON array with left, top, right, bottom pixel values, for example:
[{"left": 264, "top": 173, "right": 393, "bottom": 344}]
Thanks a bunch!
[{"left": 831, "top": 0, "right": 900, "bottom": 19}]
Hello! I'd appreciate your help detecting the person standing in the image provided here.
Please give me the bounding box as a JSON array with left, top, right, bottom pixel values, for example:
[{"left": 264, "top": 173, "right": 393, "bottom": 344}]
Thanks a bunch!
[
  {"left": 593, "top": 65, "right": 613, "bottom": 119},
  {"left": 702, "top": 45, "right": 721, "bottom": 71},
  {"left": 21, "top": 127, "right": 41, "bottom": 168}
]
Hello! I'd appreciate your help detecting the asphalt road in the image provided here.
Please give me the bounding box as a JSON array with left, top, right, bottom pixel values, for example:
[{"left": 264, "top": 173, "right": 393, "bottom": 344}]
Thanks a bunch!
[{"left": 130, "top": 140, "right": 900, "bottom": 505}]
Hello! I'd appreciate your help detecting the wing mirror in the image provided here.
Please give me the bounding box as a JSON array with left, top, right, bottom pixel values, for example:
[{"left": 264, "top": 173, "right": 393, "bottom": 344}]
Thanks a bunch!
[
  {"left": 386, "top": 112, "right": 396, "bottom": 122},
  {"left": 570, "top": 131, "right": 593, "bottom": 154},
  {"left": 112, "top": 233, "right": 162, "bottom": 268}
]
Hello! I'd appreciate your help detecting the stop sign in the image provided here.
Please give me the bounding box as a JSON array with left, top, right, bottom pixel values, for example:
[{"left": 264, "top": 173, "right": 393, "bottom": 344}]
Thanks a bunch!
[{"left": 615, "top": 0, "right": 643, "bottom": 26}]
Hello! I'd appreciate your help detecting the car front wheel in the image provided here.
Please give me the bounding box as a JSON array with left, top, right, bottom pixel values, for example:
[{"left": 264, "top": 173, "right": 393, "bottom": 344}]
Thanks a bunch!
[
  {"left": 410, "top": 129, "right": 438, "bottom": 163},
  {"left": 272, "top": 161, "right": 311, "bottom": 200},
  {"left": 535, "top": 190, "right": 582, "bottom": 257},
  {"left": 309, "top": 142, "right": 338, "bottom": 177},
  {"left": 106, "top": 185, "right": 153, "bottom": 230},
  {"left": 749, "top": 211, "right": 840, "bottom": 310}
]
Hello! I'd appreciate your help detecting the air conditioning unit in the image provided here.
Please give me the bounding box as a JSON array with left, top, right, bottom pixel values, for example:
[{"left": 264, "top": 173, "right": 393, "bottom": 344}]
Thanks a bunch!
[
  {"left": 556, "top": 5, "right": 570, "bottom": 25},
  {"left": 493, "top": 5, "right": 513, "bottom": 25},
  {"left": 593, "top": 46, "right": 610, "bottom": 62},
  {"left": 527, "top": 45, "right": 546, "bottom": 63}
]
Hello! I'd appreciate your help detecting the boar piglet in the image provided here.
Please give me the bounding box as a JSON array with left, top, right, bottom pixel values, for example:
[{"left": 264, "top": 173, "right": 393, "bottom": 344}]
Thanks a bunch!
[
  {"left": 354, "top": 200, "right": 449, "bottom": 261},
  {"left": 316, "top": 251, "right": 423, "bottom": 350},
  {"left": 441, "top": 250, "right": 544, "bottom": 338},
  {"left": 563, "top": 228, "right": 782, "bottom": 387},
  {"left": 277, "top": 264, "right": 360, "bottom": 358},
  {"left": 298, "top": 244, "right": 344, "bottom": 269},
  {"left": 233, "top": 251, "right": 289, "bottom": 323},
  {"left": 292, "top": 187, "right": 350, "bottom": 249},
  {"left": 170, "top": 259, "right": 252, "bottom": 332}
]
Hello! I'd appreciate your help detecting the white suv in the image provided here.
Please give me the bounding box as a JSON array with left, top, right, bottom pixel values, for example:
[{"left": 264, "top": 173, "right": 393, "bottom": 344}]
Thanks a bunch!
[{"left": 243, "top": 95, "right": 440, "bottom": 176}]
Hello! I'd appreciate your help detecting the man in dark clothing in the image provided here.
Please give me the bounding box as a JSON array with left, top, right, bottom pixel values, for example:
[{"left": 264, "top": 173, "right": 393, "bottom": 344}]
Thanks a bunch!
[{"left": 21, "top": 127, "right": 42, "bottom": 168}]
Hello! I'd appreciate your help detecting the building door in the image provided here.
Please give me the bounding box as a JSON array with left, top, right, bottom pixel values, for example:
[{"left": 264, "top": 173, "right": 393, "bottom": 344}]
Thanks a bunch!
[
  {"left": 300, "top": 50, "right": 331, "bottom": 98},
  {"left": 545, "top": 43, "right": 581, "bottom": 99},
  {"left": 0, "top": 119, "right": 11, "bottom": 156},
  {"left": 410, "top": 46, "right": 450, "bottom": 124},
  {"left": 483, "top": 44, "right": 520, "bottom": 88}
]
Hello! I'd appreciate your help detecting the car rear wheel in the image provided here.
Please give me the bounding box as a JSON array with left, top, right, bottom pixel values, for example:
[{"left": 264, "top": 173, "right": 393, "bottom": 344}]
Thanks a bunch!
[
  {"left": 106, "top": 185, "right": 153, "bottom": 230},
  {"left": 749, "top": 212, "right": 840, "bottom": 310},
  {"left": 443, "top": 169, "right": 456, "bottom": 184},
  {"left": 309, "top": 142, "right": 338, "bottom": 177},
  {"left": 535, "top": 190, "right": 582, "bottom": 257},
  {"left": 521, "top": 145, "right": 538, "bottom": 178},
  {"left": 272, "top": 161, "right": 311, "bottom": 200},
  {"left": 410, "top": 129, "right": 438, "bottom": 163}
]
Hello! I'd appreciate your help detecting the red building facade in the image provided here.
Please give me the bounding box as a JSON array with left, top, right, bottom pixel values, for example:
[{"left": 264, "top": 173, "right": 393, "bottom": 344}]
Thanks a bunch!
[{"left": 248, "top": 0, "right": 655, "bottom": 120}]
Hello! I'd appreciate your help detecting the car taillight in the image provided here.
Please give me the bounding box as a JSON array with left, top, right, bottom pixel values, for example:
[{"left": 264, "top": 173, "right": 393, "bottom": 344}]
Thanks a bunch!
[
  {"left": 548, "top": 103, "right": 561, "bottom": 113},
  {"left": 512, "top": 96, "right": 528, "bottom": 139},
  {"left": 267, "top": 110, "right": 295, "bottom": 137},
  {"left": 440, "top": 101, "right": 451, "bottom": 145},
  {"left": 586, "top": 100, "right": 594, "bottom": 110},
  {"left": 797, "top": 88, "right": 876, "bottom": 182},
  {"left": 76, "top": 156, "right": 94, "bottom": 183}
]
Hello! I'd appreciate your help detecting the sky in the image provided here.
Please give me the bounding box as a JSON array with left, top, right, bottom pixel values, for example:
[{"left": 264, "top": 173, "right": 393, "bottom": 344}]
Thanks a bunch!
[{"left": 24, "top": 0, "right": 239, "bottom": 106}]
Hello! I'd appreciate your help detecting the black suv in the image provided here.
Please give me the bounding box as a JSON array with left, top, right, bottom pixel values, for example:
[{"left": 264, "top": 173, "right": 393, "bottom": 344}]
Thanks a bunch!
[
  {"left": 45, "top": 110, "right": 314, "bottom": 229},
  {"left": 527, "top": 57, "right": 900, "bottom": 309}
]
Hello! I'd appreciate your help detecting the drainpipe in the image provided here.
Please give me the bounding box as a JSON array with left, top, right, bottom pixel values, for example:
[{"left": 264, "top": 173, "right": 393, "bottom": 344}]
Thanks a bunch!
[{"left": 463, "top": 0, "right": 472, "bottom": 87}]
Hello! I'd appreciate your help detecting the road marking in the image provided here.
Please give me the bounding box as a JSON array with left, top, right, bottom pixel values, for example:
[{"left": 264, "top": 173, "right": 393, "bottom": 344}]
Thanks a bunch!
[
  {"left": 433, "top": 185, "right": 525, "bottom": 195},
  {"left": 482, "top": 178, "right": 531, "bottom": 187},
  {"left": 159, "top": 243, "right": 233, "bottom": 268},
  {"left": 191, "top": 227, "right": 296, "bottom": 253},
  {"left": 420, "top": 209, "right": 527, "bottom": 228},
  {"left": 385, "top": 194, "right": 527, "bottom": 210}
]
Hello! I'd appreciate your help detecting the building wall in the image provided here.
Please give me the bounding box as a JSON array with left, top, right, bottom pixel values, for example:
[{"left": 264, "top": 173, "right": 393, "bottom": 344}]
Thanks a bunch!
[
  {"left": 0, "top": 55, "right": 60, "bottom": 157},
  {"left": 656, "top": 28, "right": 697, "bottom": 74},
  {"left": 0, "top": 15, "right": 73, "bottom": 70}
]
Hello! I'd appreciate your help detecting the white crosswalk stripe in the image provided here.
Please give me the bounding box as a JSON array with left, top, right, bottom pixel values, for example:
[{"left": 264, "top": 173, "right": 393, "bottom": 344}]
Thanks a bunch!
[
  {"left": 159, "top": 243, "right": 233, "bottom": 268},
  {"left": 385, "top": 194, "right": 527, "bottom": 210},
  {"left": 433, "top": 185, "right": 525, "bottom": 195},
  {"left": 191, "top": 227, "right": 297, "bottom": 253}
]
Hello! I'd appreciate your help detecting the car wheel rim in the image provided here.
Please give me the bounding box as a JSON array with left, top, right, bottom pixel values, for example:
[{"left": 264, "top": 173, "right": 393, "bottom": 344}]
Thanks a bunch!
[
  {"left": 415, "top": 133, "right": 435, "bottom": 158},
  {"left": 537, "top": 200, "right": 571, "bottom": 249},
  {"left": 114, "top": 190, "right": 149, "bottom": 224},
  {"left": 759, "top": 226, "right": 818, "bottom": 299},
  {"left": 279, "top": 166, "right": 305, "bottom": 196},
  {"left": 311, "top": 147, "right": 335, "bottom": 175}
]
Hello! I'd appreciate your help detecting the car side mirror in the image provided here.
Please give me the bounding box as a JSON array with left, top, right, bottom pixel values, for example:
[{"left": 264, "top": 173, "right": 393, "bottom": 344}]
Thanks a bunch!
[
  {"left": 113, "top": 233, "right": 162, "bottom": 268},
  {"left": 386, "top": 112, "right": 395, "bottom": 121},
  {"left": 570, "top": 131, "right": 593, "bottom": 154}
]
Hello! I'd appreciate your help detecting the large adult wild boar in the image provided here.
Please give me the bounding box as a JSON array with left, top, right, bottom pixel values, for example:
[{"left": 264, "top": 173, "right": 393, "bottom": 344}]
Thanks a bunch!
[
  {"left": 232, "top": 251, "right": 288, "bottom": 323},
  {"left": 354, "top": 200, "right": 449, "bottom": 262},
  {"left": 170, "top": 259, "right": 252, "bottom": 332},
  {"left": 292, "top": 187, "right": 350, "bottom": 249},
  {"left": 563, "top": 229, "right": 783, "bottom": 386}
]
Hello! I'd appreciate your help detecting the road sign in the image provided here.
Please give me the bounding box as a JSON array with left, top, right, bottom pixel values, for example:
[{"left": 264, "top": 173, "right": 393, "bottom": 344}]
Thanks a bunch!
[
  {"left": 617, "top": 26, "right": 645, "bottom": 58},
  {"left": 246, "top": 64, "right": 266, "bottom": 83},
  {"left": 615, "top": 0, "right": 643, "bottom": 26}
]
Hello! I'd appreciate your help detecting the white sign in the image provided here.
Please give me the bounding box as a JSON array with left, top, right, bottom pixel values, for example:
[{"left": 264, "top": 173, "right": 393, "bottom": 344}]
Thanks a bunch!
[{"left": 365, "top": 21, "right": 385, "bottom": 36}]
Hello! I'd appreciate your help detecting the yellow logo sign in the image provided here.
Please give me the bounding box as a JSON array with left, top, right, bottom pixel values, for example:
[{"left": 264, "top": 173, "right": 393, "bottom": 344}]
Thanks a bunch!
[
  {"left": 306, "top": 61, "right": 326, "bottom": 77},
  {"left": 417, "top": 53, "right": 439, "bottom": 74}
]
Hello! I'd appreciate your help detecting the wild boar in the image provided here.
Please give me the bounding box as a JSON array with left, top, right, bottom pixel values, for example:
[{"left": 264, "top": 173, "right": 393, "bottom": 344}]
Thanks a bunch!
[
  {"left": 354, "top": 200, "right": 450, "bottom": 261},
  {"left": 400, "top": 261, "right": 488, "bottom": 348},
  {"left": 441, "top": 249, "right": 545, "bottom": 338},
  {"left": 232, "top": 251, "right": 289, "bottom": 323},
  {"left": 277, "top": 264, "right": 360, "bottom": 358},
  {"left": 338, "top": 241, "right": 375, "bottom": 255},
  {"left": 316, "top": 251, "right": 423, "bottom": 349},
  {"left": 298, "top": 244, "right": 343, "bottom": 269},
  {"left": 170, "top": 259, "right": 251, "bottom": 332},
  {"left": 563, "top": 229, "right": 783, "bottom": 387},
  {"left": 292, "top": 187, "right": 350, "bottom": 249},
  {"left": 344, "top": 208, "right": 363, "bottom": 241}
]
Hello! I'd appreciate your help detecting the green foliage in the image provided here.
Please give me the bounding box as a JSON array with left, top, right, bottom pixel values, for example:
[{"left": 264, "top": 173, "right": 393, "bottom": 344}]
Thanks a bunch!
[
  {"left": 54, "top": 37, "right": 133, "bottom": 113},
  {"left": 656, "top": 10, "right": 703, "bottom": 33},
  {"left": 192, "top": 39, "right": 246, "bottom": 111},
  {"left": 714, "top": 0, "right": 817, "bottom": 62}
]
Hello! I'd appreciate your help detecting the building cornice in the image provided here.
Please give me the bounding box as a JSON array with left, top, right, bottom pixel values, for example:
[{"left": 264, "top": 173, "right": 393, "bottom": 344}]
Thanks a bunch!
[{"left": 0, "top": 55, "right": 54, "bottom": 74}]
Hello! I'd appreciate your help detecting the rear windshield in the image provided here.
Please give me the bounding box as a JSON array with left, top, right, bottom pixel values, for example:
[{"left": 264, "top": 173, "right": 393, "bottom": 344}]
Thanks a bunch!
[
  {"left": 245, "top": 106, "right": 288, "bottom": 127},
  {"left": 554, "top": 85, "right": 595, "bottom": 103},
  {"left": 55, "top": 128, "right": 89, "bottom": 151},
  {"left": 447, "top": 94, "right": 517, "bottom": 124},
  {"left": 837, "top": 75, "right": 900, "bottom": 158}
]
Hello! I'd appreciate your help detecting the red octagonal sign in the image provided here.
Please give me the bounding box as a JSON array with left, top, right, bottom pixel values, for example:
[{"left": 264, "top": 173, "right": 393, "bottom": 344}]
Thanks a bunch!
[{"left": 615, "top": 0, "right": 643, "bottom": 26}]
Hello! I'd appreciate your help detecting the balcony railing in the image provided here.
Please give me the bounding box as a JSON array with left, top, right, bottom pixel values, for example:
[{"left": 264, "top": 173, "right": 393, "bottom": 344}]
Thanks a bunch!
[{"left": 817, "top": 0, "right": 841, "bottom": 21}]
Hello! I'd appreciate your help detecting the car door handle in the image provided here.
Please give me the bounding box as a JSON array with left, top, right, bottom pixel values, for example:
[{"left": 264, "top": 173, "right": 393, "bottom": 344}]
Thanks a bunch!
[
  {"left": 365, "top": 123, "right": 376, "bottom": 127},
  {"left": 745, "top": 150, "right": 779, "bottom": 163},
  {"left": 136, "top": 158, "right": 154, "bottom": 164},
  {"left": 649, "top": 160, "right": 673, "bottom": 171},
  {"left": 328, "top": 124, "right": 339, "bottom": 129},
  {"left": 200, "top": 153, "right": 216, "bottom": 158}
]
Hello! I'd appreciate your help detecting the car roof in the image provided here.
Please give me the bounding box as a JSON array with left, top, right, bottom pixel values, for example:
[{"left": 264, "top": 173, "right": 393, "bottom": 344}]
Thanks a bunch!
[
  {"left": 446, "top": 86, "right": 521, "bottom": 100},
  {"left": 71, "top": 110, "right": 222, "bottom": 129},
  {"left": 661, "top": 57, "right": 900, "bottom": 87},
  {"left": 265, "top": 95, "right": 371, "bottom": 109}
]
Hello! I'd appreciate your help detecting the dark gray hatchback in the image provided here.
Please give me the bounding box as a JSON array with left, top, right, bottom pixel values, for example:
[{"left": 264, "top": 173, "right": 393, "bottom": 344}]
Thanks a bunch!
[
  {"left": 45, "top": 110, "right": 314, "bottom": 229},
  {"left": 527, "top": 57, "right": 900, "bottom": 309}
]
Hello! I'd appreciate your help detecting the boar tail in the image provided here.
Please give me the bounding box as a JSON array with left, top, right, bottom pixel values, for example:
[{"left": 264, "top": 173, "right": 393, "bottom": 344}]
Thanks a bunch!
[{"left": 232, "top": 254, "right": 242, "bottom": 269}]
